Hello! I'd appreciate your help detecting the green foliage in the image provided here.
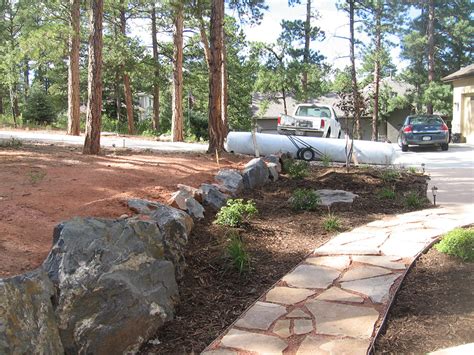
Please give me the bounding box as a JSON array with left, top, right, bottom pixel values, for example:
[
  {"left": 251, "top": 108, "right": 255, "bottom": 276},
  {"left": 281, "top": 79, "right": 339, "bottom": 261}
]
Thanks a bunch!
[
  {"left": 290, "top": 188, "right": 320, "bottom": 211},
  {"left": 215, "top": 199, "right": 258, "bottom": 227},
  {"left": 22, "top": 87, "right": 56, "bottom": 124},
  {"left": 378, "top": 187, "right": 396, "bottom": 200},
  {"left": 323, "top": 214, "right": 341, "bottom": 232},
  {"left": 286, "top": 160, "right": 309, "bottom": 179},
  {"left": 435, "top": 228, "right": 474, "bottom": 262},
  {"left": 404, "top": 192, "right": 423, "bottom": 209},
  {"left": 407, "top": 166, "right": 417, "bottom": 174},
  {"left": 380, "top": 168, "right": 400, "bottom": 183},
  {"left": 321, "top": 154, "right": 332, "bottom": 167},
  {"left": 226, "top": 231, "right": 250, "bottom": 274}
]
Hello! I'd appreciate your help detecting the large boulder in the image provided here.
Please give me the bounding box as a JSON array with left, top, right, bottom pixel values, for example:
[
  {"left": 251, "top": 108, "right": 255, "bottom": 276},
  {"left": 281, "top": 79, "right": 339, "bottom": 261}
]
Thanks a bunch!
[
  {"left": 43, "top": 217, "right": 178, "bottom": 355},
  {"left": 243, "top": 158, "right": 269, "bottom": 189},
  {"left": 316, "top": 189, "right": 359, "bottom": 208},
  {"left": 215, "top": 169, "right": 244, "bottom": 195},
  {"left": 168, "top": 190, "right": 205, "bottom": 220},
  {"left": 177, "top": 184, "right": 203, "bottom": 203},
  {"left": 128, "top": 199, "right": 193, "bottom": 279},
  {"left": 0, "top": 269, "right": 64, "bottom": 354},
  {"left": 200, "top": 183, "right": 229, "bottom": 210},
  {"left": 264, "top": 155, "right": 282, "bottom": 173},
  {"left": 267, "top": 162, "right": 279, "bottom": 182}
]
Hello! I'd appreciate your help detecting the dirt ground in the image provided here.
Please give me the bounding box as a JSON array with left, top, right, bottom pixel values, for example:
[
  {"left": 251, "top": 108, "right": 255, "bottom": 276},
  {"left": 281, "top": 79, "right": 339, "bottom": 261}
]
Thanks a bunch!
[
  {"left": 0, "top": 143, "right": 244, "bottom": 278},
  {"left": 141, "top": 164, "right": 430, "bottom": 354},
  {"left": 374, "top": 244, "right": 474, "bottom": 354}
]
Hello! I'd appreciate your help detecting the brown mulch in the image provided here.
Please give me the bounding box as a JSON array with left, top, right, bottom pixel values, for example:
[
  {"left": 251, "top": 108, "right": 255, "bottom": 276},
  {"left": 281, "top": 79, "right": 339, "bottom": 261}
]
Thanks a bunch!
[
  {"left": 374, "top": 247, "right": 474, "bottom": 354},
  {"left": 141, "top": 165, "right": 430, "bottom": 354}
]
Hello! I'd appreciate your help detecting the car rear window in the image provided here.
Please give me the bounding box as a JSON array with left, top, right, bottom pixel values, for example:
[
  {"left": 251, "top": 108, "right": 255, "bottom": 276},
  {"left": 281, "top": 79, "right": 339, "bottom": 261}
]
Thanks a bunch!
[
  {"left": 296, "top": 106, "right": 331, "bottom": 118},
  {"left": 409, "top": 116, "right": 443, "bottom": 125}
]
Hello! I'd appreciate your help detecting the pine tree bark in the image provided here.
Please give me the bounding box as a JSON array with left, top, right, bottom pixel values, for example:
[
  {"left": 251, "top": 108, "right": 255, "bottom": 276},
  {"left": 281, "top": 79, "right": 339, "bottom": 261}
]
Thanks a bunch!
[
  {"left": 172, "top": 1, "right": 184, "bottom": 142},
  {"left": 83, "top": 0, "right": 104, "bottom": 155},
  {"left": 67, "top": 0, "right": 81, "bottom": 136},
  {"left": 221, "top": 26, "right": 228, "bottom": 132},
  {"left": 302, "top": 0, "right": 311, "bottom": 98},
  {"left": 207, "top": 0, "right": 226, "bottom": 152},
  {"left": 23, "top": 60, "right": 29, "bottom": 98},
  {"left": 151, "top": 6, "right": 160, "bottom": 132},
  {"left": 371, "top": 2, "right": 381, "bottom": 141},
  {"left": 0, "top": 92, "right": 3, "bottom": 114},
  {"left": 120, "top": 2, "right": 135, "bottom": 135},
  {"left": 349, "top": 0, "right": 361, "bottom": 139},
  {"left": 426, "top": 0, "right": 435, "bottom": 114}
]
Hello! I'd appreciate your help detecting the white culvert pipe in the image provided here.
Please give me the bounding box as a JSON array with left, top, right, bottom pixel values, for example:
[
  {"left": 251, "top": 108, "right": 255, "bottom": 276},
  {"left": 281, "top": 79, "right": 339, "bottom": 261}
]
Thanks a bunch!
[{"left": 225, "top": 132, "right": 396, "bottom": 165}]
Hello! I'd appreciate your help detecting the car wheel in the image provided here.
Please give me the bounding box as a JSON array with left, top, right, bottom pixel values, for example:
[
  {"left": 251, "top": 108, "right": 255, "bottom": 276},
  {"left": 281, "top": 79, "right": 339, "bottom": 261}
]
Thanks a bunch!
[
  {"left": 401, "top": 144, "right": 409, "bottom": 152},
  {"left": 300, "top": 148, "right": 315, "bottom": 161},
  {"left": 441, "top": 143, "right": 449, "bottom": 151},
  {"left": 397, "top": 134, "right": 403, "bottom": 148}
]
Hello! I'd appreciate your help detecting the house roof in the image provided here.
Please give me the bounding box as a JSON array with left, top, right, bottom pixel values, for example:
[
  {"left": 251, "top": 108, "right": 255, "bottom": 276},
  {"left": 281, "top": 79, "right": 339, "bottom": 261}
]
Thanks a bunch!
[{"left": 442, "top": 64, "right": 474, "bottom": 82}]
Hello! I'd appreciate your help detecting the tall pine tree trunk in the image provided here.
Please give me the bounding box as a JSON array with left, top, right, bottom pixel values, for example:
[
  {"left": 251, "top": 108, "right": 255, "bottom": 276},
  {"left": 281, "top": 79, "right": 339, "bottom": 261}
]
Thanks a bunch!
[
  {"left": 302, "top": 0, "right": 311, "bottom": 98},
  {"left": 67, "top": 0, "right": 81, "bottom": 136},
  {"left": 208, "top": 0, "right": 226, "bottom": 152},
  {"left": 372, "top": 2, "right": 381, "bottom": 141},
  {"left": 120, "top": 3, "right": 134, "bottom": 135},
  {"left": 221, "top": 27, "right": 228, "bottom": 132},
  {"left": 426, "top": 0, "right": 435, "bottom": 114},
  {"left": 349, "top": 0, "right": 361, "bottom": 139},
  {"left": 83, "top": 0, "right": 103, "bottom": 155},
  {"left": 172, "top": 1, "right": 184, "bottom": 142},
  {"left": 151, "top": 6, "right": 160, "bottom": 132},
  {"left": 23, "top": 60, "right": 29, "bottom": 98},
  {"left": 0, "top": 92, "right": 3, "bottom": 114}
]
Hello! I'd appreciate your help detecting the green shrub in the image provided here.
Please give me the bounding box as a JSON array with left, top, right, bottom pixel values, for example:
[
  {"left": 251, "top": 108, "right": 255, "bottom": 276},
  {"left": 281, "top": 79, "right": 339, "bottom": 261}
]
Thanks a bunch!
[
  {"left": 321, "top": 154, "right": 332, "bottom": 167},
  {"left": 380, "top": 168, "right": 400, "bottom": 183},
  {"left": 291, "top": 188, "right": 320, "bottom": 211},
  {"left": 378, "top": 187, "right": 396, "bottom": 199},
  {"left": 323, "top": 214, "right": 341, "bottom": 232},
  {"left": 404, "top": 192, "right": 423, "bottom": 209},
  {"left": 287, "top": 160, "right": 309, "bottom": 179},
  {"left": 435, "top": 228, "right": 474, "bottom": 262},
  {"left": 226, "top": 231, "right": 250, "bottom": 274},
  {"left": 22, "top": 87, "right": 56, "bottom": 124},
  {"left": 215, "top": 199, "right": 257, "bottom": 227},
  {"left": 407, "top": 166, "right": 417, "bottom": 174}
]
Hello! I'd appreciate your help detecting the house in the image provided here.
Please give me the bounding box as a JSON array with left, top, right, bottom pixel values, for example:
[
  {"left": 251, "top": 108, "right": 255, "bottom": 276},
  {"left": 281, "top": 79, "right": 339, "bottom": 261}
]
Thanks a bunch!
[
  {"left": 253, "top": 78, "right": 414, "bottom": 142},
  {"left": 442, "top": 64, "right": 474, "bottom": 143},
  {"left": 137, "top": 93, "right": 154, "bottom": 121}
]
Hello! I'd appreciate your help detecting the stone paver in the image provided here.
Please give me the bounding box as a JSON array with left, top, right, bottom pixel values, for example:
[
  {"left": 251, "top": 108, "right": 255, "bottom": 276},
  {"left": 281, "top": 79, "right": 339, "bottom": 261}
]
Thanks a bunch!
[
  {"left": 306, "top": 300, "right": 379, "bottom": 338},
  {"left": 315, "top": 287, "right": 364, "bottom": 303},
  {"left": 380, "top": 239, "right": 427, "bottom": 258},
  {"left": 202, "top": 350, "right": 238, "bottom": 355},
  {"left": 293, "top": 319, "right": 313, "bottom": 335},
  {"left": 305, "top": 256, "right": 351, "bottom": 270},
  {"left": 266, "top": 287, "right": 315, "bottom": 305},
  {"left": 234, "top": 302, "right": 286, "bottom": 331},
  {"left": 287, "top": 309, "right": 311, "bottom": 318},
  {"left": 296, "top": 336, "right": 370, "bottom": 355},
  {"left": 220, "top": 329, "right": 287, "bottom": 354},
  {"left": 341, "top": 274, "right": 401, "bottom": 303},
  {"left": 340, "top": 265, "right": 392, "bottom": 282},
  {"left": 352, "top": 255, "right": 405, "bottom": 270},
  {"left": 272, "top": 319, "right": 291, "bottom": 338},
  {"left": 282, "top": 265, "right": 340, "bottom": 289}
]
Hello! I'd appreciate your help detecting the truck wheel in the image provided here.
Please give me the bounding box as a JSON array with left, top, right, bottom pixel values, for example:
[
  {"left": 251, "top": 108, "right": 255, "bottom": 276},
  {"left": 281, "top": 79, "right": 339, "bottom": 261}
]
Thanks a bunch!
[{"left": 300, "top": 148, "right": 315, "bottom": 161}]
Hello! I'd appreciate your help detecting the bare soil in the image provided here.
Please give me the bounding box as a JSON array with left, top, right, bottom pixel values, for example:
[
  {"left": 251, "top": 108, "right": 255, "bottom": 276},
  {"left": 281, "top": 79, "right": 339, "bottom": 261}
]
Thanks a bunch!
[
  {"left": 374, "top": 246, "right": 474, "bottom": 354},
  {"left": 0, "top": 143, "right": 244, "bottom": 278}
]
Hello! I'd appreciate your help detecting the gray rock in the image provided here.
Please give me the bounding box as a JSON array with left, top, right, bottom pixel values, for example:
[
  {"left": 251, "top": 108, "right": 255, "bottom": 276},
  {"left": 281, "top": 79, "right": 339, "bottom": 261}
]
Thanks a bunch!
[
  {"left": 200, "top": 183, "right": 229, "bottom": 210},
  {"left": 128, "top": 199, "right": 193, "bottom": 279},
  {"left": 186, "top": 196, "right": 205, "bottom": 219},
  {"left": 177, "top": 184, "right": 203, "bottom": 203},
  {"left": 0, "top": 269, "right": 64, "bottom": 354},
  {"left": 316, "top": 189, "right": 358, "bottom": 207},
  {"left": 168, "top": 190, "right": 189, "bottom": 210},
  {"left": 267, "top": 162, "right": 279, "bottom": 181},
  {"left": 264, "top": 155, "right": 282, "bottom": 172},
  {"left": 243, "top": 158, "right": 269, "bottom": 189},
  {"left": 215, "top": 169, "right": 244, "bottom": 195},
  {"left": 43, "top": 217, "right": 178, "bottom": 354}
]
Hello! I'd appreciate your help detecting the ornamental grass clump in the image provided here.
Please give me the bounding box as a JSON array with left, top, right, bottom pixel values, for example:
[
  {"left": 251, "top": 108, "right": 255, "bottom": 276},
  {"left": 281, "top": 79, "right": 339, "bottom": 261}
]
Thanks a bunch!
[
  {"left": 226, "top": 231, "right": 250, "bottom": 274},
  {"left": 323, "top": 214, "right": 342, "bottom": 232},
  {"left": 215, "top": 199, "right": 257, "bottom": 227},
  {"left": 435, "top": 228, "right": 474, "bottom": 262},
  {"left": 290, "top": 188, "right": 320, "bottom": 211}
]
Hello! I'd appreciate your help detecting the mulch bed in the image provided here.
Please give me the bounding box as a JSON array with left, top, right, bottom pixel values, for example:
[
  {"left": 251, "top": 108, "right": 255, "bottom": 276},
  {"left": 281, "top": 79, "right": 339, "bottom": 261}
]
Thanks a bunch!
[
  {"left": 140, "top": 164, "right": 429, "bottom": 354},
  {"left": 374, "top": 245, "right": 474, "bottom": 354}
]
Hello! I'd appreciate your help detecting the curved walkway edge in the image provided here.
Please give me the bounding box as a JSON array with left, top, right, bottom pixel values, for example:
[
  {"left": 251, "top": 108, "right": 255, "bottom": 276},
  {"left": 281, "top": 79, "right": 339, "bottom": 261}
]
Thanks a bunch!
[{"left": 202, "top": 204, "right": 474, "bottom": 355}]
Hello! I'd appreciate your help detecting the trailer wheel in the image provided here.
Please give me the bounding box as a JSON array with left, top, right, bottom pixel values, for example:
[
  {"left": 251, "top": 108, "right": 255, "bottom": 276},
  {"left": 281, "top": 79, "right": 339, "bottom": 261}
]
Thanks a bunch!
[
  {"left": 300, "top": 148, "right": 315, "bottom": 161},
  {"left": 296, "top": 148, "right": 304, "bottom": 159}
]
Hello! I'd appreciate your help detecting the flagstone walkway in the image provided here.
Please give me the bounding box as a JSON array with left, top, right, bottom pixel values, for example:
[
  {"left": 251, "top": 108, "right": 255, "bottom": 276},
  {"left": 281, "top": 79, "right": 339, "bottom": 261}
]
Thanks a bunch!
[{"left": 202, "top": 205, "right": 474, "bottom": 355}]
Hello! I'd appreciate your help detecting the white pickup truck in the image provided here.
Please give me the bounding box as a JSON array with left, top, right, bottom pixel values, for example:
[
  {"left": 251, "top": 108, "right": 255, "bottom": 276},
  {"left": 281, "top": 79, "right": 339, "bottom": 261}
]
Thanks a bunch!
[{"left": 277, "top": 104, "right": 342, "bottom": 138}]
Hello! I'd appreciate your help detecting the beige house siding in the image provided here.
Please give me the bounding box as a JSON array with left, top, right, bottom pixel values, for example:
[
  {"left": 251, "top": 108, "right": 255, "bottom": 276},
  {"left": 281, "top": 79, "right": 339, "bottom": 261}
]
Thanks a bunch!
[{"left": 452, "top": 78, "right": 474, "bottom": 143}]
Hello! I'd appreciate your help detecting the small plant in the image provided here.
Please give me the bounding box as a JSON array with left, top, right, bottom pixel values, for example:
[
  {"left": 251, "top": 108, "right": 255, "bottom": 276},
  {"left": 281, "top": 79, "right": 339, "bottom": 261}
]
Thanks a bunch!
[
  {"left": 226, "top": 231, "right": 250, "bottom": 274},
  {"left": 323, "top": 214, "right": 341, "bottom": 232},
  {"left": 27, "top": 170, "right": 46, "bottom": 185},
  {"left": 435, "top": 228, "right": 474, "bottom": 262},
  {"left": 287, "top": 160, "right": 309, "bottom": 179},
  {"left": 0, "top": 137, "right": 22, "bottom": 148},
  {"left": 215, "top": 199, "right": 257, "bottom": 227},
  {"left": 407, "top": 166, "right": 417, "bottom": 174},
  {"left": 290, "top": 188, "right": 320, "bottom": 211},
  {"left": 378, "top": 187, "right": 396, "bottom": 200},
  {"left": 404, "top": 192, "right": 423, "bottom": 209},
  {"left": 380, "top": 168, "right": 400, "bottom": 183},
  {"left": 321, "top": 154, "right": 332, "bottom": 167}
]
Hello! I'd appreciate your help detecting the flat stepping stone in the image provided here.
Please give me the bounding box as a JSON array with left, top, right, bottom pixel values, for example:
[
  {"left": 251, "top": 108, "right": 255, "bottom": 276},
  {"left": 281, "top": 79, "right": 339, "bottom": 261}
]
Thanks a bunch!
[
  {"left": 341, "top": 273, "right": 401, "bottom": 303},
  {"left": 380, "top": 239, "right": 426, "bottom": 258},
  {"left": 287, "top": 309, "right": 311, "bottom": 318},
  {"left": 293, "top": 319, "right": 313, "bottom": 335},
  {"left": 296, "top": 335, "right": 370, "bottom": 355},
  {"left": 315, "top": 245, "right": 381, "bottom": 256},
  {"left": 202, "top": 350, "right": 237, "bottom": 355},
  {"left": 305, "top": 300, "right": 379, "bottom": 338},
  {"left": 266, "top": 287, "right": 315, "bottom": 305},
  {"left": 234, "top": 302, "right": 286, "bottom": 331},
  {"left": 340, "top": 265, "right": 392, "bottom": 282},
  {"left": 316, "top": 287, "right": 364, "bottom": 303},
  {"left": 388, "top": 228, "right": 440, "bottom": 243},
  {"left": 282, "top": 265, "right": 340, "bottom": 289},
  {"left": 273, "top": 319, "right": 291, "bottom": 338},
  {"left": 305, "top": 256, "right": 351, "bottom": 270},
  {"left": 220, "top": 329, "right": 287, "bottom": 354},
  {"left": 352, "top": 255, "right": 405, "bottom": 270},
  {"left": 316, "top": 189, "right": 358, "bottom": 206}
]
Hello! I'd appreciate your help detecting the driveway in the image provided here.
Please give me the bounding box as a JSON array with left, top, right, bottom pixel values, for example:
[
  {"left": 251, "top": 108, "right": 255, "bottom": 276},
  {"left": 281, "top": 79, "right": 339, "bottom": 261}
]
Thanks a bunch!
[{"left": 393, "top": 144, "right": 474, "bottom": 205}]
